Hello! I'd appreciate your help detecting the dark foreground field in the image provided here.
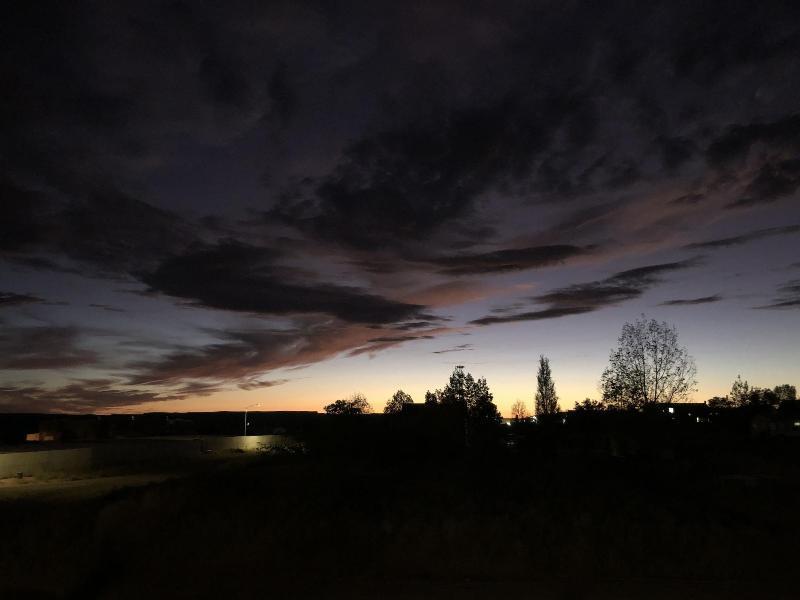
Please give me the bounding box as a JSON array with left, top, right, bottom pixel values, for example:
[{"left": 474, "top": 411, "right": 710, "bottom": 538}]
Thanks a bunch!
[{"left": 2, "top": 438, "right": 800, "bottom": 599}]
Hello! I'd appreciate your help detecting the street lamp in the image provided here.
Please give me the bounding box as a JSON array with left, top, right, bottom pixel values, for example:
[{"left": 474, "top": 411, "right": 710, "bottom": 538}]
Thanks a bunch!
[{"left": 244, "top": 402, "right": 261, "bottom": 437}]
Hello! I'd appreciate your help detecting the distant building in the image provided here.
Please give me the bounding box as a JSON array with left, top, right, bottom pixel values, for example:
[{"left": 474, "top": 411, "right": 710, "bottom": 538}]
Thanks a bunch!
[
  {"left": 25, "top": 431, "right": 60, "bottom": 442},
  {"left": 768, "top": 400, "right": 800, "bottom": 437},
  {"left": 645, "top": 402, "right": 709, "bottom": 424},
  {"left": 37, "top": 416, "right": 112, "bottom": 442}
]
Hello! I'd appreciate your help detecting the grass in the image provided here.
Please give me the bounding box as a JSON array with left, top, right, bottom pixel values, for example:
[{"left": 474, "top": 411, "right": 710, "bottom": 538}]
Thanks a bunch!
[{"left": 1, "top": 436, "right": 800, "bottom": 599}]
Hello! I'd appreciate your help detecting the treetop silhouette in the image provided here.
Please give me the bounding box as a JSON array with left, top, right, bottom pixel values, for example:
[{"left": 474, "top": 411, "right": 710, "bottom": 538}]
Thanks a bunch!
[
  {"left": 535, "top": 355, "right": 559, "bottom": 416},
  {"left": 600, "top": 316, "right": 697, "bottom": 409}
]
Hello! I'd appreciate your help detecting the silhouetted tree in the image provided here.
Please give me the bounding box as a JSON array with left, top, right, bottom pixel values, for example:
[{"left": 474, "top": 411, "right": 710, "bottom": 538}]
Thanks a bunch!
[
  {"left": 774, "top": 384, "right": 797, "bottom": 403},
  {"left": 707, "top": 396, "right": 733, "bottom": 409},
  {"left": 384, "top": 390, "right": 413, "bottom": 414},
  {"left": 725, "top": 378, "right": 779, "bottom": 408},
  {"left": 729, "top": 375, "right": 751, "bottom": 407},
  {"left": 439, "top": 365, "right": 501, "bottom": 425},
  {"left": 470, "top": 376, "right": 502, "bottom": 426},
  {"left": 424, "top": 389, "right": 442, "bottom": 405},
  {"left": 511, "top": 400, "right": 529, "bottom": 420},
  {"left": 324, "top": 393, "right": 372, "bottom": 415},
  {"left": 441, "top": 365, "right": 473, "bottom": 406},
  {"left": 573, "top": 398, "right": 605, "bottom": 412},
  {"left": 600, "top": 316, "right": 697, "bottom": 410},
  {"left": 756, "top": 388, "right": 779, "bottom": 408},
  {"left": 535, "top": 355, "right": 559, "bottom": 417}
]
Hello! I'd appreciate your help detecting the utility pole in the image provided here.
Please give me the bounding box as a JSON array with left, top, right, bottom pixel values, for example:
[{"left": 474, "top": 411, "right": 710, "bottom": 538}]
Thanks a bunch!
[{"left": 244, "top": 402, "right": 261, "bottom": 437}]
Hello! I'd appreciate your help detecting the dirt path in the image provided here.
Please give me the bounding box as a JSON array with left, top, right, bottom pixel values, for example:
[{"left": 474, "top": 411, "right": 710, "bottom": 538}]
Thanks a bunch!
[{"left": 0, "top": 472, "right": 172, "bottom": 501}]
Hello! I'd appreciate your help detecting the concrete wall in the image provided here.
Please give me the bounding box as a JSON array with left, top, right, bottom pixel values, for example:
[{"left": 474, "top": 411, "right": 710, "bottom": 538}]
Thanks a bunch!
[
  {"left": 0, "top": 447, "right": 94, "bottom": 477},
  {"left": 0, "top": 434, "right": 295, "bottom": 477},
  {"left": 199, "top": 434, "right": 293, "bottom": 452}
]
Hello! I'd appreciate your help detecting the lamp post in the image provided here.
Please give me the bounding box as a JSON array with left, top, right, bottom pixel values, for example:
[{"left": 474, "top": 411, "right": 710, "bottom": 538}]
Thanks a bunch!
[{"left": 244, "top": 402, "right": 261, "bottom": 437}]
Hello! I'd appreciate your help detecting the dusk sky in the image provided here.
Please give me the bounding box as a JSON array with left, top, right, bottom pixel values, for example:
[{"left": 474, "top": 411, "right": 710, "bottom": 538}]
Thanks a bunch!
[{"left": 1, "top": 1, "right": 799, "bottom": 415}]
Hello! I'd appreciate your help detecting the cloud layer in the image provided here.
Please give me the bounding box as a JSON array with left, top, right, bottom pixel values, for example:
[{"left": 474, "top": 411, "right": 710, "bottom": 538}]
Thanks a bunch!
[{"left": 2, "top": 1, "right": 800, "bottom": 410}]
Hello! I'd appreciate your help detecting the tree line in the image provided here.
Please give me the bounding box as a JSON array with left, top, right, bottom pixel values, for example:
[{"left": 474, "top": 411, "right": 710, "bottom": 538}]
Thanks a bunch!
[
  {"left": 324, "top": 365, "right": 502, "bottom": 425},
  {"left": 323, "top": 315, "right": 796, "bottom": 419},
  {"left": 706, "top": 377, "right": 796, "bottom": 409}
]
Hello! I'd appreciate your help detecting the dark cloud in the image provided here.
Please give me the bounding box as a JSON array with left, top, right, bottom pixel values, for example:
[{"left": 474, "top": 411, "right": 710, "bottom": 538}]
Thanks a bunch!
[
  {"left": 199, "top": 51, "right": 252, "bottom": 110},
  {"left": 432, "top": 343, "right": 473, "bottom": 354},
  {"left": 549, "top": 202, "right": 619, "bottom": 233},
  {"left": 601, "top": 159, "right": 641, "bottom": 190},
  {"left": 0, "top": 291, "right": 44, "bottom": 307},
  {"left": 472, "top": 259, "right": 700, "bottom": 325},
  {"left": 141, "top": 241, "right": 434, "bottom": 325},
  {"left": 266, "top": 62, "right": 297, "bottom": 125},
  {"left": 429, "top": 244, "right": 592, "bottom": 275},
  {"left": 3, "top": 255, "right": 83, "bottom": 275},
  {"left": 89, "top": 303, "right": 126, "bottom": 313},
  {"left": 0, "top": 179, "right": 54, "bottom": 252},
  {"left": 394, "top": 321, "right": 442, "bottom": 331},
  {"left": 237, "top": 378, "right": 289, "bottom": 391},
  {"left": 706, "top": 114, "right": 800, "bottom": 168},
  {"left": 59, "top": 192, "right": 196, "bottom": 273},
  {"left": 671, "top": 3, "right": 800, "bottom": 80},
  {"left": 168, "top": 381, "right": 226, "bottom": 398},
  {"left": 703, "top": 113, "right": 800, "bottom": 208},
  {"left": 755, "top": 280, "right": 800, "bottom": 309},
  {"left": 1, "top": 5, "right": 153, "bottom": 202},
  {"left": 0, "top": 377, "right": 194, "bottom": 413},
  {"left": 656, "top": 135, "right": 697, "bottom": 171},
  {"left": 0, "top": 2, "right": 283, "bottom": 199},
  {"left": 669, "top": 193, "right": 704, "bottom": 206},
  {"left": 488, "top": 302, "right": 528, "bottom": 316},
  {"left": 268, "top": 97, "right": 557, "bottom": 250},
  {"left": 685, "top": 225, "right": 800, "bottom": 249},
  {"left": 1, "top": 181, "right": 196, "bottom": 276},
  {"left": 126, "top": 330, "right": 281, "bottom": 385},
  {"left": 0, "top": 327, "right": 98, "bottom": 370},
  {"left": 267, "top": 66, "right": 618, "bottom": 251},
  {"left": 127, "top": 324, "right": 439, "bottom": 386},
  {"left": 535, "top": 260, "right": 701, "bottom": 307},
  {"left": 660, "top": 295, "right": 722, "bottom": 306},
  {"left": 730, "top": 158, "right": 800, "bottom": 208},
  {"left": 0, "top": 384, "right": 160, "bottom": 413},
  {"left": 366, "top": 334, "right": 435, "bottom": 344},
  {"left": 471, "top": 306, "right": 594, "bottom": 326}
]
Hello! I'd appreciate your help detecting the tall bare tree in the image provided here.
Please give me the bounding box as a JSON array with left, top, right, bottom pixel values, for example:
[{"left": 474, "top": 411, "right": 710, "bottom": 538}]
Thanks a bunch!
[
  {"left": 511, "top": 400, "right": 529, "bottom": 420},
  {"left": 600, "top": 316, "right": 696, "bottom": 409},
  {"left": 535, "top": 355, "right": 559, "bottom": 416}
]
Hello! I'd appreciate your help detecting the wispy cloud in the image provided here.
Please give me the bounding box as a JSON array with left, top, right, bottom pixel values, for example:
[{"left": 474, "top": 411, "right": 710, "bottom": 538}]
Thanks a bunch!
[
  {"left": 472, "top": 259, "right": 700, "bottom": 325},
  {"left": 237, "top": 378, "right": 290, "bottom": 391},
  {"left": 432, "top": 343, "right": 474, "bottom": 354},
  {"left": 89, "top": 303, "right": 126, "bottom": 313},
  {"left": 0, "top": 380, "right": 165, "bottom": 413},
  {"left": 685, "top": 225, "right": 800, "bottom": 249},
  {"left": 0, "top": 326, "right": 98, "bottom": 370},
  {"left": 660, "top": 294, "right": 722, "bottom": 306},
  {"left": 428, "top": 244, "right": 593, "bottom": 275},
  {"left": 0, "top": 291, "right": 45, "bottom": 307},
  {"left": 755, "top": 280, "right": 800, "bottom": 309}
]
